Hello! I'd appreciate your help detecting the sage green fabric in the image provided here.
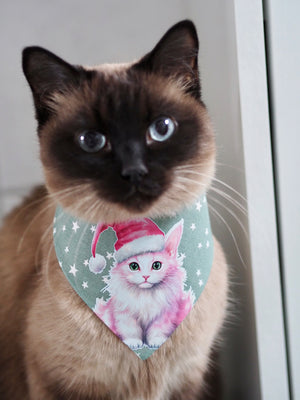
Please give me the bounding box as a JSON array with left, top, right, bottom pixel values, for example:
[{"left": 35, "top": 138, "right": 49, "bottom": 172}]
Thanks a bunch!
[{"left": 53, "top": 195, "right": 213, "bottom": 360}]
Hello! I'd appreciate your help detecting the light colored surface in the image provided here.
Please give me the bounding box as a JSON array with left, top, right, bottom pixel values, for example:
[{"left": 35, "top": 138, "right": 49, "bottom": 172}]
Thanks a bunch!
[
  {"left": 188, "top": 2, "right": 262, "bottom": 398},
  {"left": 265, "top": 0, "right": 300, "bottom": 398},
  {"left": 233, "top": 1, "right": 290, "bottom": 399}
]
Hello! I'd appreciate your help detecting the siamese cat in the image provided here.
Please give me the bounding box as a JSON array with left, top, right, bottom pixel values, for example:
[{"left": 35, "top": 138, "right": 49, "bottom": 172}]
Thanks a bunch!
[{"left": 0, "top": 20, "right": 228, "bottom": 399}]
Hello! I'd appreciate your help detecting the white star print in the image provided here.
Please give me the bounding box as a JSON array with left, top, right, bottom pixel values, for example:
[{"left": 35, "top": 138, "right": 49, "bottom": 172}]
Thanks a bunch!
[
  {"left": 206, "top": 240, "right": 210, "bottom": 248},
  {"left": 190, "top": 223, "right": 196, "bottom": 231},
  {"left": 205, "top": 228, "right": 209, "bottom": 235},
  {"left": 90, "top": 225, "right": 96, "bottom": 233},
  {"left": 83, "top": 259, "right": 89, "bottom": 267},
  {"left": 69, "top": 264, "right": 78, "bottom": 277},
  {"left": 59, "top": 261, "right": 62, "bottom": 268},
  {"left": 203, "top": 197, "right": 207, "bottom": 203},
  {"left": 62, "top": 225, "right": 66, "bottom": 231},
  {"left": 102, "top": 276, "right": 110, "bottom": 284},
  {"left": 53, "top": 227, "right": 56, "bottom": 235},
  {"left": 180, "top": 253, "right": 186, "bottom": 260},
  {"left": 196, "top": 201, "right": 202, "bottom": 211},
  {"left": 196, "top": 269, "right": 201, "bottom": 276},
  {"left": 199, "top": 279, "right": 204, "bottom": 287},
  {"left": 198, "top": 242, "right": 203, "bottom": 249},
  {"left": 82, "top": 281, "right": 88, "bottom": 289},
  {"left": 72, "top": 221, "right": 80, "bottom": 233},
  {"left": 65, "top": 246, "right": 69, "bottom": 253},
  {"left": 106, "top": 252, "right": 114, "bottom": 260}
]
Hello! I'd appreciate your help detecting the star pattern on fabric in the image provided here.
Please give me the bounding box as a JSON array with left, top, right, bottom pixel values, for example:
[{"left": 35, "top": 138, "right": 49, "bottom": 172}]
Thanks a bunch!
[
  {"left": 196, "top": 201, "right": 202, "bottom": 211},
  {"left": 106, "top": 252, "right": 114, "bottom": 260},
  {"left": 72, "top": 221, "right": 80, "bottom": 233},
  {"left": 64, "top": 246, "right": 69, "bottom": 253},
  {"left": 82, "top": 281, "right": 88, "bottom": 289},
  {"left": 205, "top": 228, "right": 209, "bottom": 235},
  {"left": 90, "top": 225, "right": 96, "bottom": 233},
  {"left": 180, "top": 253, "right": 186, "bottom": 260},
  {"left": 190, "top": 223, "right": 196, "bottom": 231},
  {"left": 196, "top": 269, "right": 201, "bottom": 276},
  {"left": 206, "top": 241, "right": 210, "bottom": 248},
  {"left": 53, "top": 227, "right": 56, "bottom": 235},
  {"left": 199, "top": 279, "right": 204, "bottom": 287},
  {"left": 62, "top": 225, "right": 66, "bottom": 231},
  {"left": 83, "top": 259, "right": 89, "bottom": 267},
  {"left": 198, "top": 242, "right": 203, "bottom": 249},
  {"left": 69, "top": 264, "right": 78, "bottom": 277}
]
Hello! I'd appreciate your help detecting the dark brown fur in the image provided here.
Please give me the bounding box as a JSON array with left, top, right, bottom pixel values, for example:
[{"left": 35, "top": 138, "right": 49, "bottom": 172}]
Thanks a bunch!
[{"left": 0, "top": 21, "right": 228, "bottom": 399}]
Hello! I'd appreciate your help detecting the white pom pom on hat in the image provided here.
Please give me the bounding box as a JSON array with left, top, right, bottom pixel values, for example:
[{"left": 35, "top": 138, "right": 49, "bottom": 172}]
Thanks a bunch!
[{"left": 88, "top": 253, "right": 107, "bottom": 274}]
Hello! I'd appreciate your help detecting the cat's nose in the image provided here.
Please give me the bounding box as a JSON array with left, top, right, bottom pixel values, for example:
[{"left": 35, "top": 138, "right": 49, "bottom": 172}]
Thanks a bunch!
[
  {"left": 121, "top": 162, "right": 148, "bottom": 184},
  {"left": 143, "top": 275, "right": 150, "bottom": 281}
]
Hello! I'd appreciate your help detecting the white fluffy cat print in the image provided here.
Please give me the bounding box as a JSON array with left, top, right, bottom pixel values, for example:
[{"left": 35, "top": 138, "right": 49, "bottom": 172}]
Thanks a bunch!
[{"left": 92, "top": 219, "right": 194, "bottom": 350}]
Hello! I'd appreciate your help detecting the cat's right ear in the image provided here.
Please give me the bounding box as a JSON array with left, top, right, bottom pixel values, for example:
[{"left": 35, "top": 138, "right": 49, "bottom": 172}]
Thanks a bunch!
[
  {"left": 22, "top": 46, "right": 81, "bottom": 126},
  {"left": 133, "top": 20, "right": 201, "bottom": 99}
]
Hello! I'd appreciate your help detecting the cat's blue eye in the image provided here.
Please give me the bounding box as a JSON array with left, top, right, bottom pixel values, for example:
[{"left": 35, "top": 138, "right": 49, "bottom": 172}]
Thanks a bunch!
[
  {"left": 129, "top": 262, "right": 140, "bottom": 271},
  {"left": 152, "top": 261, "right": 162, "bottom": 270},
  {"left": 77, "top": 131, "right": 106, "bottom": 153},
  {"left": 148, "top": 117, "right": 176, "bottom": 143}
]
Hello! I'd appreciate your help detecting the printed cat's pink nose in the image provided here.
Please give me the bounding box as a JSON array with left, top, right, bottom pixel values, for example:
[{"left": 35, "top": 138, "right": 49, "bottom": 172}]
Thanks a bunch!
[{"left": 143, "top": 275, "right": 150, "bottom": 281}]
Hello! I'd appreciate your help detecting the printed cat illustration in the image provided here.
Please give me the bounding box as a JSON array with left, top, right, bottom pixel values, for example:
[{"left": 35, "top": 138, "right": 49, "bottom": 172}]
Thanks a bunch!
[{"left": 92, "top": 219, "right": 194, "bottom": 349}]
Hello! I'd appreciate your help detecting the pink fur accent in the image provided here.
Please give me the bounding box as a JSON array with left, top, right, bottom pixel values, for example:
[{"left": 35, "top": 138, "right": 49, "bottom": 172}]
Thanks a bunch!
[{"left": 93, "top": 220, "right": 194, "bottom": 349}]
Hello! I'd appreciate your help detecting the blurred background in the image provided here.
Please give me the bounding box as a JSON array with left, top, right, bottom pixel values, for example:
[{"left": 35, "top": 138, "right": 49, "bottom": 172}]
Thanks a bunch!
[{"left": 1, "top": 1, "right": 299, "bottom": 399}]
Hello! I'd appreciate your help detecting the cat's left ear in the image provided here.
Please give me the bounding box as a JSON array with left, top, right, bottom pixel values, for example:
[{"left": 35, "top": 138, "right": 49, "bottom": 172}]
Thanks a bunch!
[
  {"left": 22, "top": 46, "right": 82, "bottom": 126},
  {"left": 134, "top": 20, "right": 201, "bottom": 99},
  {"left": 165, "top": 219, "right": 184, "bottom": 257}
]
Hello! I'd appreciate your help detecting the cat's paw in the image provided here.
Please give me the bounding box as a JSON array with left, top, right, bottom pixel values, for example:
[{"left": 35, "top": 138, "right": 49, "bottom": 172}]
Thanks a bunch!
[
  {"left": 124, "top": 338, "right": 144, "bottom": 350},
  {"left": 146, "top": 335, "right": 167, "bottom": 349}
]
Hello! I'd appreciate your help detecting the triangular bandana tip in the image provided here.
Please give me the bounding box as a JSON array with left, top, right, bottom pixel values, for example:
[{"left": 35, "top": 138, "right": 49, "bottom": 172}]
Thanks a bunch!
[{"left": 53, "top": 195, "right": 213, "bottom": 359}]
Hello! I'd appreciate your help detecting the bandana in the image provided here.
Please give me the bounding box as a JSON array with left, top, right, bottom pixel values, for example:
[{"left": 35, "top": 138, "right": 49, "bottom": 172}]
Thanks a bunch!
[{"left": 53, "top": 195, "right": 213, "bottom": 360}]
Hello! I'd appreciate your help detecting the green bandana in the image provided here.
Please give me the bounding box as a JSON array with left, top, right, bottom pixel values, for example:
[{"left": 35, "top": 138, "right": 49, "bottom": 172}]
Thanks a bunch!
[{"left": 53, "top": 195, "right": 213, "bottom": 360}]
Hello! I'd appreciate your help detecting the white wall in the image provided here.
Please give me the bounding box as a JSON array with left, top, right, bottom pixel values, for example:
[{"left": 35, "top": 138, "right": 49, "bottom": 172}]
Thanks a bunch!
[{"left": 264, "top": 1, "right": 300, "bottom": 398}]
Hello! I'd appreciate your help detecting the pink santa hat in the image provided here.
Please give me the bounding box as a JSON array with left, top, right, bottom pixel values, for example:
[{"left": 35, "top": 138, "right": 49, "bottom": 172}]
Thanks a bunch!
[{"left": 91, "top": 218, "right": 165, "bottom": 263}]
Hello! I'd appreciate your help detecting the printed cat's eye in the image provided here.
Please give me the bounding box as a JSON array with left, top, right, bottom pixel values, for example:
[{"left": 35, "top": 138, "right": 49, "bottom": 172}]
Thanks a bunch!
[
  {"left": 148, "top": 116, "right": 177, "bottom": 143},
  {"left": 129, "top": 262, "right": 140, "bottom": 271},
  {"left": 152, "top": 261, "right": 162, "bottom": 270},
  {"left": 77, "top": 131, "right": 107, "bottom": 153}
]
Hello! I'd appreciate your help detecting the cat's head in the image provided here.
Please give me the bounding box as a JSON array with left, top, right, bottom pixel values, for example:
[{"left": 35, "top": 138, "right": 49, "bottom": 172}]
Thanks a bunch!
[
  {"left": 22, "top": 20, "right": 215, "bottom": 223},
  {"left": 112, "top": 219, "right": 185, "bottom": 290}
]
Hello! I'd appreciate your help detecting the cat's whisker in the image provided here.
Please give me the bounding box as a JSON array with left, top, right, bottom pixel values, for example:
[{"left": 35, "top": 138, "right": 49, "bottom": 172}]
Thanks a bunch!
[
  {"left": 17, "top": 187, "right": 85, "bottom": 254},
  {"left": 208, "top": 195, "right": 249, "bottom": 240},
  {"left": 175, "top": 167, "right": 248, "bottom": 204},
  {"left": 11, "top": 186, "right": 79, "bottom": 224},
  {"left": 215, "top": 161, "right": 245, "bottom": 174},
  {"left": 172, "top": 175, "right": 248, "bottom": 268},
  {"left": 73, "top": 202, "right": 98, "bottom": 263},
  {"left": 208, "top": 203, "right": 247, "bottom": 269},
  {"left": 175, "top": 173, "right": 248, "bottom": 216},
  {"left": 34, "top": 211, "right": 66, "bottom": 268},
  {"left": 209, "top": 186, "right": 248, "bottom": 216}
]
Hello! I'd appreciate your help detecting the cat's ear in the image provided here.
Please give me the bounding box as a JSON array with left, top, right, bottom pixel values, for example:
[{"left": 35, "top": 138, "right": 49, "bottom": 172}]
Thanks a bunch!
[
  {"left": 134, "top": 20, "right": 200, "bottom": 99},
  {"left": 22, "top": 46, "right": 81, "bottom": 126},
  {"left": 165, "top": 219, "right": 184, "bottom": 257}
]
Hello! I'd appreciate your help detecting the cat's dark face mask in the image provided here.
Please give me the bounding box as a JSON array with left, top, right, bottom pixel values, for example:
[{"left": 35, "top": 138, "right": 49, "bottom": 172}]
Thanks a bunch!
[{"left": 22, "top": 20, "right": 215, "bottom": 222}]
